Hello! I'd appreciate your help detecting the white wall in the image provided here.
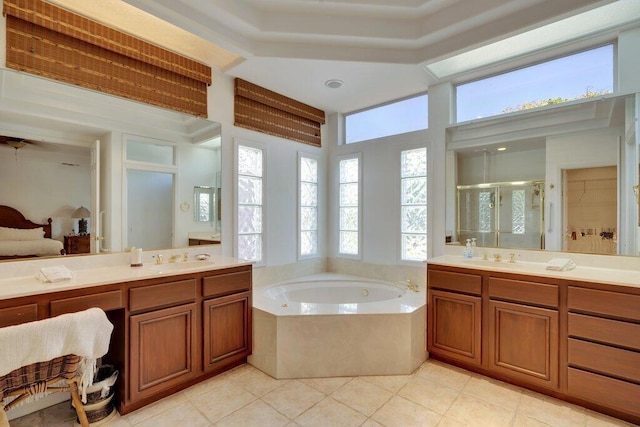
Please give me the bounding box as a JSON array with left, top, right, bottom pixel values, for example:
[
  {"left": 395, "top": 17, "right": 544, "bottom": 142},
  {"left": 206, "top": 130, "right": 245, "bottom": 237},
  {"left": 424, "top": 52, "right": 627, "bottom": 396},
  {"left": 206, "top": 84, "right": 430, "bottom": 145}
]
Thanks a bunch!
[
  {"left": 327, "top": 128, "right": 429, "bottom": 265},
  {"left": 0, "top": 145, "right": 91, "bottom": 241},
  {"left": 457, "top": 147, "right": 545, "bottom": 185},
  {"left": 209, "top": 70, "right": 326, "bottom": 264},
  {"left": 545, "top": 127, "right": 621, "bottom": 251}
]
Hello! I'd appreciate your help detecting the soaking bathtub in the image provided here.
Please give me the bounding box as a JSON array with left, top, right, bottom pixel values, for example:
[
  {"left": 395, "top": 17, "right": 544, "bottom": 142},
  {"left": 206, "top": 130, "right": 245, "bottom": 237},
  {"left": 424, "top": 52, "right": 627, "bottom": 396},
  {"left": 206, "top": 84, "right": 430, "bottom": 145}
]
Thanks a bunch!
[{"left": 249, "top": 273, "right": 427, "bottom": 379}]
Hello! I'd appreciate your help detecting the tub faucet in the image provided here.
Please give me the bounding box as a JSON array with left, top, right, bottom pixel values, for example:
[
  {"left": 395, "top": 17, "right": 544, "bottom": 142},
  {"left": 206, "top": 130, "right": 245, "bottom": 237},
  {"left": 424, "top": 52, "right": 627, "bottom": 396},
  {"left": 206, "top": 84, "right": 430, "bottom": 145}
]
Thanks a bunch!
[{"left": 406, "top": 280, "right": 419, "bottom": 292}]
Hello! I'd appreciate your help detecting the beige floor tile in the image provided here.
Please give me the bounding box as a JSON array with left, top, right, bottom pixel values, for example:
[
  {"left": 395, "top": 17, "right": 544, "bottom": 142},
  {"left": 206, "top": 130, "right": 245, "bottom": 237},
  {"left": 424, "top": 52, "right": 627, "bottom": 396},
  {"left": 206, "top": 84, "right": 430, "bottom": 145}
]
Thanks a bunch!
[
  {"left": 361, "top": 374, "right": 413, "bottom": 393},
  {"left": 181, "top": 373, "right": 234, "bottom": 400},
  {"left": 361, "top": 418, "right": 384, "bottom": 427},
  {"left": 294, "top": 397, "right": 367, "bottom": 427},
  {"left": 371, "top": 395, "right": 441, "bottom": 427},
  {"left": 416, "top": 361, "right": 471, "bottom": 391},
  {"left": 131, "top": 402, "right": 211, "bottom": 427},
  {"left": 123, "top": 392, "right": 188, "bottom": 425},
  {"left": 235, "top": 369, "right": 288, "bottom": 397},
  {"left": 298, "top": 376, "right": 353, "bottom": 395},
  {"left": 512, "top": 413, "right": 553, "bottom": 426},
  {"left": 330, "top": 377, "right": 393, "bottom": 416},
  {"left": 437, "top": 417, "right": 466, "bottom": 427},
  {"left": 397, "top": 374, "right": 459, "bottom": 415},
  {"left": 216, "top": 399, "right": 289, "bottom": 427},
  {"left": 189, "top": 383, "right": 256, "bottom": 423},
  {"left": 8, "top": 411, "right": 46, "bottom": 427},
  {"left": 445, "top": 393, "right": 515, "bottom": 427},
  {"left": 518, "top": 390, "right": 586, "bottom": 427},
  {"left": 461, "top": 375, "right": 522, "bottom": 410},
  {"left": 261, "top": 380, "right": 325, "bottom": 419},
  {"left": 585, "top": 410, "right": 638, "bottom": 427}
]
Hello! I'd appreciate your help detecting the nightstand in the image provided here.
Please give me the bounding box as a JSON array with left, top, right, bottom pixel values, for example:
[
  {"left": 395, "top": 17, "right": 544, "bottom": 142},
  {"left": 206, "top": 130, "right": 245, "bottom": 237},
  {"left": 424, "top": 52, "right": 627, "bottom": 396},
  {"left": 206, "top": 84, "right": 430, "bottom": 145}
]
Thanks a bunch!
[{"left": 64, "top": 234, "right": 90, "bottom": 254}]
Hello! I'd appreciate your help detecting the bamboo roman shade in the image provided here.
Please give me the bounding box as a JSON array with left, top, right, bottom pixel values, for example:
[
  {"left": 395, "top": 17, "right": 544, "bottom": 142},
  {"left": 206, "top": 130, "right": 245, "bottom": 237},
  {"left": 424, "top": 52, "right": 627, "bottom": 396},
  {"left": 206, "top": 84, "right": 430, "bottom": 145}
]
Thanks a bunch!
[
  {"left": 3, "top": 0, "right": 212, "bottom": 117},
  {"left": 234, "top": 79, "right": 326, "bottom": 147}
]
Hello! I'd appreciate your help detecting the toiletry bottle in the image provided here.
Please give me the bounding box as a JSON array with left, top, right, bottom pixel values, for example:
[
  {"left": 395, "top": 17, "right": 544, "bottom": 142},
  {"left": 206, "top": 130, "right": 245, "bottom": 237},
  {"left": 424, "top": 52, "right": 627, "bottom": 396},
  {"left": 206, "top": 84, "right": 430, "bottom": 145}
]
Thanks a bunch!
[
  {"left": 464, "top": 239, "right": 472, "bottom": 259},
  {"left": 471, "top": 238, "right": 477, "bottom": 258}
]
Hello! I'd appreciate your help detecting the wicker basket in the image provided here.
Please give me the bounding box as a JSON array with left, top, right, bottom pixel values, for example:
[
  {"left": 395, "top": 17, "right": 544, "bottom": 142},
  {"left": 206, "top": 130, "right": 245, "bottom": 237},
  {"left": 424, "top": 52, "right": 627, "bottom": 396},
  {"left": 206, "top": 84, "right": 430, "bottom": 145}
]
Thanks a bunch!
[{"left": 0, "top": 354, "right": 89, "bottom": 426}]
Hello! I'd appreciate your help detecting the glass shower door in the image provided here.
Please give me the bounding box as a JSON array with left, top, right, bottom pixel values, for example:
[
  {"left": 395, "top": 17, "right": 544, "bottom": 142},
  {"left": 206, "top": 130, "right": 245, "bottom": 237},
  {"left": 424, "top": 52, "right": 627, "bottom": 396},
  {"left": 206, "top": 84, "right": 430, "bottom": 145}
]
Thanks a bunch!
[
  {"left": 458, "top": 181, "right": 544, "bottom": 250},
  {"left": 458, "top": 186, "right": 498, "bottom": 247},
  {"left": 497, "top": 183, "right": 544, "bottom": 249}
]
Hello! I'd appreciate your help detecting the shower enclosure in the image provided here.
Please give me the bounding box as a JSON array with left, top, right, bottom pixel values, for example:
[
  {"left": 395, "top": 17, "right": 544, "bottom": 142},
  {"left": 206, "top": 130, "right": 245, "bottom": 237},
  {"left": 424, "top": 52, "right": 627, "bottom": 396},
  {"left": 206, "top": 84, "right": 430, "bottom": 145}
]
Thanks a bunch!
[{"left": 457, "top": 181, "right": 544, "bottom": 250}]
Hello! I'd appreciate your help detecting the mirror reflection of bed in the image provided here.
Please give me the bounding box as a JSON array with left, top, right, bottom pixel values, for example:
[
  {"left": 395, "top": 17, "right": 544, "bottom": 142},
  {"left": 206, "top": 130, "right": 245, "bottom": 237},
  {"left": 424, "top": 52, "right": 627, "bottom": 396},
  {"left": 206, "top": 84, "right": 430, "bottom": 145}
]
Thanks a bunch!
[{"left": 0, "top": 205, "right": 65, "bottom": 260}]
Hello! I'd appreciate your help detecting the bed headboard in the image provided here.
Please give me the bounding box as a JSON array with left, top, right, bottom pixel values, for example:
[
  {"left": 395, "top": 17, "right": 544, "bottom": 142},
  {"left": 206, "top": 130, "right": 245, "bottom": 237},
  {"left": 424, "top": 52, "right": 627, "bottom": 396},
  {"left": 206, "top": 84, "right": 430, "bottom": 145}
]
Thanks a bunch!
[{"left": 0, "top": 205, "right": 53, "bottom": 238}]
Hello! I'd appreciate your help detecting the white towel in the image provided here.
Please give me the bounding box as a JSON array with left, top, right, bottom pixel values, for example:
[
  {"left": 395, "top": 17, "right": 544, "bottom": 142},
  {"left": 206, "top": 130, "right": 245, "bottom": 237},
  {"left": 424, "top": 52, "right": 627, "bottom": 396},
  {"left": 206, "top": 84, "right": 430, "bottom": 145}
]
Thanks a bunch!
[
  {"left": 0, "top": 308, "right": 114, "bottom": 402},
  {"left": 36, "top": 265, "right": 74, "bottom": 283}
]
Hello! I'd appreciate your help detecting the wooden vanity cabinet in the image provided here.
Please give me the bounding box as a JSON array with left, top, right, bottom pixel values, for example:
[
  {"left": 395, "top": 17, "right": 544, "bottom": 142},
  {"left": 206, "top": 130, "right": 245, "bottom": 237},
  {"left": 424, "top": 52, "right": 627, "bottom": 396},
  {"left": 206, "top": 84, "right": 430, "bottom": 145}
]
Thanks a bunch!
[
  {"left": 0, "top": 263, "right": 253, "bottom": 416},
  {"left": 488, "top": 278, "right": 559, "bottom": 390},
  {"left": 566, "top": 287, "right": 640, "bottom": 419},
  {"left": 202, "top": 268, "right": 253, "bottom": 373},
  {"left": 427, "top": 269, "right": 482, "bottom": 366},
  {"left": 427, "top": 263, "right": 640, "bottom": 425},
  {"left": 128, "top": 279, "right": 198, "bottom": 402}
]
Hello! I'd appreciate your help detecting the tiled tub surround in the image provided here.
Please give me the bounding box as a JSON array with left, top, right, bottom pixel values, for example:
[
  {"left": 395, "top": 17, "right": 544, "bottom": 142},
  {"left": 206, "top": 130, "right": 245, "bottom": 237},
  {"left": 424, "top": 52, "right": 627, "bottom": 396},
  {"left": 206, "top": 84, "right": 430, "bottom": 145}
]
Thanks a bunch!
[
  {"left": 427, "top": 250, "right": 640, "bottom": 425},
  {"left": 250, "top": 273, "right": 427, "bottom": 379}
]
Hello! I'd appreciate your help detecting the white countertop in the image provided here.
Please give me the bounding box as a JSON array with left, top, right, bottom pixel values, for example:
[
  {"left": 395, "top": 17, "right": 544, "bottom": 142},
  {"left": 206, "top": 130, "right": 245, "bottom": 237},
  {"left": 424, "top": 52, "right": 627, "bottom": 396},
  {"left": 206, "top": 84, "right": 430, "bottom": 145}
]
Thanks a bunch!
[
  {"left": 427, "top": 255, "right": 640, "bottom": 289},
  {"left": 0, "top": 256, "right": 251, "bottom": 300}
]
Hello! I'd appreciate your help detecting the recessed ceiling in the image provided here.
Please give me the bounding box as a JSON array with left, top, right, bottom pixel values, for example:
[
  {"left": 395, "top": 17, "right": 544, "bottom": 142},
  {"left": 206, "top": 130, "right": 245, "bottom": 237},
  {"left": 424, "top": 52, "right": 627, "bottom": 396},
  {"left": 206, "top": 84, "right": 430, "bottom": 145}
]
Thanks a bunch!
[{"left": 55, "top": 0, "right": 638, "bottom": 113}]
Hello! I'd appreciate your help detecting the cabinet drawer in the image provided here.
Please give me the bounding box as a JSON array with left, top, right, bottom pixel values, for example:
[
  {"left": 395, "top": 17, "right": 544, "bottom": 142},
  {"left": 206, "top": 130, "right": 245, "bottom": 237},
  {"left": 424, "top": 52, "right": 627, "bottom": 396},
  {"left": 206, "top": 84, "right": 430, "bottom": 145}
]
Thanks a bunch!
[
  {"left": 427, "top": 269, "right": 481, "bottom": 295},
  {"left": 568, "top": 287, "right": 640, "bottom": 322},
  {"left": 489, "top": 278, "right": 558, "bottom": 308},
  {"left": 568, "top": 313, "right": 640, "bottom": 350},
  {"left": 568, "top": 368, "right": 640, "bottom": 417},
  {"left": 203, "top": 270, "right": 251, "bottom": 298},
  {"left": 130, "top": 279, "right": 196, "bottom": 312},
  {"left": 0, "top": 303, "right": 38, "bottom": 327},
  {"left": 568, "top": 338, "right": 640, "bottom": 383},
  {"left": 51, "top": 290, "right": 123, "bottom": 316}
]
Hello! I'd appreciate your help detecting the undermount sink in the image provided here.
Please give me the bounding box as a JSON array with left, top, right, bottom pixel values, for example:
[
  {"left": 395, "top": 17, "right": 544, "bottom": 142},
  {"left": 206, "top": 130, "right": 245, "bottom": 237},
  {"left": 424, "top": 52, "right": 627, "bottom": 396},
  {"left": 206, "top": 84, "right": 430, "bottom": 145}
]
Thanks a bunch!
[
  {"left": 463, "top": 259, "right": 524, "bottom": 269},
  {"left": 147, "top": 260, "right": 214, "bottom": 274}
]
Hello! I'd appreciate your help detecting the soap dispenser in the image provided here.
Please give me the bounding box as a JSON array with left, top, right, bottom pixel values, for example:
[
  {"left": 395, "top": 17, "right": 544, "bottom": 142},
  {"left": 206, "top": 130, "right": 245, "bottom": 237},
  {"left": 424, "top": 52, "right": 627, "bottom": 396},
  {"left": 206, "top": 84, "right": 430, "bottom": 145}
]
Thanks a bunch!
[{"left": 464, "top": 239, "right": 473, "bottom": 259}]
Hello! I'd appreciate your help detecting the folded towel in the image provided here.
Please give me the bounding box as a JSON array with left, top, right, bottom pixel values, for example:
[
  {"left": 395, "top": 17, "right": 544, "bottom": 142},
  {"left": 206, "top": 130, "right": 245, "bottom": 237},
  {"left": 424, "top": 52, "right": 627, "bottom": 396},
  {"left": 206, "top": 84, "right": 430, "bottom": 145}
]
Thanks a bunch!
[
  {"left": 36, "top": 266, "right": 74, "bottom": 283},
  {"left": 0, "top": 308, "right": 114, "bottom": 402}
]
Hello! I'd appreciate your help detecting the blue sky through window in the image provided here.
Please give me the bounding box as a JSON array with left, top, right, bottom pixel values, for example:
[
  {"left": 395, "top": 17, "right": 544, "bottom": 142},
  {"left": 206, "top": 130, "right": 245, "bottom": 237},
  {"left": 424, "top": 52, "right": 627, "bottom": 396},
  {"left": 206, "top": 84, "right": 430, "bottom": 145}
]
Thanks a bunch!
[
  {"left": 345, "top": 94, "right": 428, "bottom": 143},
  {"left": 456, "top": 45, "right": 613, "bottom": 122}
]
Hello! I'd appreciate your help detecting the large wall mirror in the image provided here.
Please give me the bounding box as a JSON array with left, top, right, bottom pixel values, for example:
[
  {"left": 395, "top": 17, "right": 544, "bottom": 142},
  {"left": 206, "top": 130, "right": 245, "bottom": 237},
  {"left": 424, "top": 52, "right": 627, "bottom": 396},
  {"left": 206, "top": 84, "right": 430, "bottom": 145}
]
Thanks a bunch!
[
  {"left": 446, "top": 93, "right": 639, "bottom": 257},
  {"left": 0, "top": 69, "right": 222, "bottom": 259}
]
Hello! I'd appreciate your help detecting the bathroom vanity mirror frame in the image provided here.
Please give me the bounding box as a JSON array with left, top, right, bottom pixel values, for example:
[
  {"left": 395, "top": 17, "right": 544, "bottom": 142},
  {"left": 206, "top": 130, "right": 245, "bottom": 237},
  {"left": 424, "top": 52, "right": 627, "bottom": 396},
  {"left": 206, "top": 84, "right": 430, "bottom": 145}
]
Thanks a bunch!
[
  {"left": 446, "top": 92, "right": 639, "bottom": 257},
  {"left": 0, "top": 69, "right": 222, "bottom": 258}
]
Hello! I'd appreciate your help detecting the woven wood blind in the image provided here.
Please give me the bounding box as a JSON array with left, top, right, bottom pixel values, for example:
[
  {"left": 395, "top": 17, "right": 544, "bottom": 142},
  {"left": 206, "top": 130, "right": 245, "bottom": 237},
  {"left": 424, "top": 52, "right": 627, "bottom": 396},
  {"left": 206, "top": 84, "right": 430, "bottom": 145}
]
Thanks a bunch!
[
  {"left": 3, "top": 0, "right": 212, "bottom": 117},
  {"left": 234, "top": 78, "right": 326, "bottom": 147}
]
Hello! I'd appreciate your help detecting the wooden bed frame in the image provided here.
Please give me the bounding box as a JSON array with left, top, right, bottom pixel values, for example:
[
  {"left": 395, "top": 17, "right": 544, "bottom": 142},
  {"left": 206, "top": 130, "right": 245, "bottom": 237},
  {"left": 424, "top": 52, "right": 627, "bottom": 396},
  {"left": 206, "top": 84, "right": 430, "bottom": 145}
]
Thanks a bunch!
[{"left": 0, "top": 205, "right": 64, "bottom": 259}]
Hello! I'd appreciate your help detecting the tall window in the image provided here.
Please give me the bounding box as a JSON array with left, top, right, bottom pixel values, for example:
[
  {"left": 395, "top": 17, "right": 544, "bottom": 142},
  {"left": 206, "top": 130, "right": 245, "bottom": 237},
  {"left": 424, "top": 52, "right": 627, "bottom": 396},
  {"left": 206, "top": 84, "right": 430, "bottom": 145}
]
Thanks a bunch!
[
  {"left": 400, "top": 148, "right": 427, "bottom": 261},
  {"left": 338, "top": 155, "right": 360, "bottom": 256},
  {"left": 456, "top": 45, "right": 613, "bottom": 122},
  {"left": 345, "top": 93, "right": 428, "bottom": 144},
  {"left": 237, "top": 144, "right": 264, "bottom": 263},
  {"left": 299, "top": 154, "right": 319, "bottom": 258}
]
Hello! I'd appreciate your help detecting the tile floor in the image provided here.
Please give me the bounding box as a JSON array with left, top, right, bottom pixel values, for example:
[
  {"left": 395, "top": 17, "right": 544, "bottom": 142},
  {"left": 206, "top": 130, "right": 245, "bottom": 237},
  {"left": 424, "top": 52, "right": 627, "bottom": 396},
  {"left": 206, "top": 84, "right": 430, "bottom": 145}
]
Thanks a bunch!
[{"left": 9, "top": 360, "right": 636, "bottom": 427}]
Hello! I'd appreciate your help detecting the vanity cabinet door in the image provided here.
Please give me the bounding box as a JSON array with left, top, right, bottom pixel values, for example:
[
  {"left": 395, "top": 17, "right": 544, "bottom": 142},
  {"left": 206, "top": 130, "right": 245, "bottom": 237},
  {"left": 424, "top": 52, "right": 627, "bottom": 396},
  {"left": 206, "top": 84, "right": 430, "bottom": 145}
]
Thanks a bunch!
[
  {"left": 489, "top": 300, "right": 558, "bottom": 390},
  {"left": 428, "top": 289, "right": 482, "bottom": 366},
  {"left": 129, "top": 302, "right": 197, "bottom": 402},
  {"left": 203, "top": 291, "right": 251, "bottom": 372}
]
